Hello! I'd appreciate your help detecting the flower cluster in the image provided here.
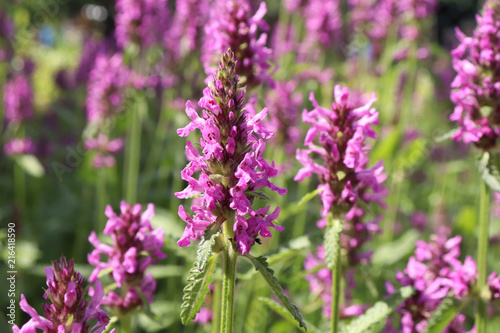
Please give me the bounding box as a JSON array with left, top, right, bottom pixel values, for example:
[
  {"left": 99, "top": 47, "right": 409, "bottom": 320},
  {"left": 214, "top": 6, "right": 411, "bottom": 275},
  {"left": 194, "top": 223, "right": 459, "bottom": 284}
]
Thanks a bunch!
[
  {"left": 449, "top": 0, "right": 500, "bottom": 149},
  {"left": 295, "top": 85, "right": 387, "bottom": 265},
  {"left": 88, "top": 201, "right": 165, "bottom": 313},
  {"left": 86, "top": 53, "right": 130, "bottom": 123},
  {"left": 304, "top": 246, "right": 367, "bottom": 319},
  {"left": 115, "top": 0, "right": 169, "bottom": 48},
  {"left": 165, "top": 0, "right": 210, "bottom": 61},
  {"left": 176, "top": 49, "right": 286, "bottom": 255},
  {"left": 3, "top": 137, "right": 35, "bottom": 156},
  {"left": 13, "top": 255, "right": 113, "bottom": 333},
  {"left": 84, "top": 134, "right": 124, "bottom": 169},
  {"left": 202, "top": 1, "right": 272, "bottom": 89},
  {"left": 264, "top": 81, "right": 302, "bottom": 156},
  {"left": 302, "top": 0, "right": 342, "bottom": 48},
  {"left": 384, "top": 231, "right": 477, "bottom": 332},
  {"left": 4, "top": 74, "right": 34, "bottom": 124}
]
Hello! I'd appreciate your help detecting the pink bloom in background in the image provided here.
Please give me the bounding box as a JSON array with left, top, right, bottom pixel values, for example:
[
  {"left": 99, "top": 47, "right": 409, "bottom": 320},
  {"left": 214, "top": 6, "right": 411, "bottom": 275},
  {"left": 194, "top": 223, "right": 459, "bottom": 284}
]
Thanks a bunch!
[
  {"left": 449, "top": 0, "right": 500, "bottom": 149},
  {"left": 176, "top": 50, "right": 285, "bottom": 255},
  {"left": 202, "top": 1, "right": 273, "bottom": 89},
  {"left": 304, "top": 246, "right": 367, "bottom": 319},
  {"left": 302, "top": 0, "right": 342, "bottom": 48},
  {"left": 115, "top": 0, "right": 169, "bottom": 48},
  {"left": 3, "top": 137, "right": 35, "bottom": 156},
  {"left": 84, "top": 134, "right": 124, "bottom": 168},
  {"left": 86, "top": 53, "right": 130, "bottom": 123},
  {"left": 165, "top": 0, "right": 210, "bottom": 61},
  {"left": 264, "top": 80, "right": 302, "bottom": 156},
  {"left": 88, "top": 201, "right": 165, "bottom": 313},
  {"left": 193, "top": 307, "right": 213, "bottom": 325},
  {"left": 295, "top": 85, "right": 387, "bottom": 265},
  {"left": 12, "top": 255, "right": 113, "bottom": 333},
  {"left": 384, "top": 230, "right": 477, "bottom": 332},
  {"left": 3, "top": 74, "right": 34, "bottom": 123}
]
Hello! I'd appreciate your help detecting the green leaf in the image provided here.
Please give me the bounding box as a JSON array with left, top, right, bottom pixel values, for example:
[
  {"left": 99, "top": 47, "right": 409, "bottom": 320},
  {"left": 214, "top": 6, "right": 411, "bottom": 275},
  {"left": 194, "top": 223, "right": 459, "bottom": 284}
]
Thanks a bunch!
[
  {"left": 324, "top": 215, "right": 343, "bottom": 270},
  {"left": 434, "top": 128, "right": 459, "bottom": 142},
  {"left": 341, "top": 287, "right": 414, "bottom": 333},
  {"left": 180, "top": 253, "right": 218, "bottom": 325},
  {"left": 297, "top": 187, "right": 321, "bottom": 207},
  {"left": 198, "top": 230, "right": 221, "bottom": 271},
  {"left": 477, "top": 152, "right": 500, "bottom": 192},
  {"left": 372, "top": 230, "right": 419, "bottom": 267},
  {"left": 14, "top": 154, "right": 45, "bottom": 177},
  {"left": 423, "top": 297, "right": 470, "bottom": 333},
  {"left": 246, "top": 191, "right": 271, "bottom": 201},
  {"left": 259, "top": 297, "right": 318, "bottom": 333},
  {"left": 243, "top": 255, "right": 307, "bottom": 331}
]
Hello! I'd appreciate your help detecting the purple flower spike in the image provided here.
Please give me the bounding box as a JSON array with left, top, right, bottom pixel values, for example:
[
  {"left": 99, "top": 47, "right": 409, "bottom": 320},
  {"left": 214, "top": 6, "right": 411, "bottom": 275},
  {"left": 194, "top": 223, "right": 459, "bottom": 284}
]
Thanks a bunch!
[
  {"left": 88, "top": 201, "right": 165, "bottom": 313},
  {"left": 449, "top": 1, "right": 500, "bottom": 150},
  {"left": 115, "top": 0, "right": 169, "bottom": 48},
  {"left": 3, "top": 74, "right": 34, "bottom": 124},
  {"left": 176, "top": 49, "right": 285, "bottom": 255},
  {"left": 384, "top": 230, "right": 477, "bottom": 332},
  {"left": 295, "top": 85, "right": 387, "bottom": 265},
  {"left": 86, "top": 53, "right": 130, "bottom": 123},
  {"left": 12, "top": 255, "right": 114, "bottom": 333},
  {"left": 202, "top": 1, "right": 273, "bottom": 89}
]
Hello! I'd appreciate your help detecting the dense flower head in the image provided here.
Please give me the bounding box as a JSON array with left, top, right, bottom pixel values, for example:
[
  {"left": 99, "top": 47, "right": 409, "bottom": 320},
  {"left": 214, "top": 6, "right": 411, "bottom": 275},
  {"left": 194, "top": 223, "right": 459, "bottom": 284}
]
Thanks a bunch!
[
  {"left": 202, "top": 1, "right": 273, "bottom": 89},
  {"left": 13, "top": 255, "right": 113, "bottom": 333},
  {"left": 304, "top": 246, "right": 367, "bottom": 319},
  {"left": 84, "top": 134, "right": 124, "bottom": 168},
  {"left": 176, "top": 49, "right": 286, "bottom": 255},
  {"left": 88, "top": 201, "right": 165, "bottom": 313},
  {"left": 86, "top": 53, "right": 130, "bottom": 123},
  {"left": 115, "top": 0, "right": 169, "bottom": 48},
  {"left": 4, "top": 137, "right": 35, "bottom": 156},
  {"left": 295, "top": 85, "right": 387, "bottom": 265},
  {"left": 449, "top": 0, "right": 500, "bottom": 149},
  {"left": 264, "top": 80, "right": 302, "bottom": 156},
  {"left": 302, "top": 0, "right": 342, "bottom": 48},
  {"left": 384, "top": 230, "right": 477, "bottom": 332},
  {"left": 4, "top": 74, "right": 34, "bottom": 123}
]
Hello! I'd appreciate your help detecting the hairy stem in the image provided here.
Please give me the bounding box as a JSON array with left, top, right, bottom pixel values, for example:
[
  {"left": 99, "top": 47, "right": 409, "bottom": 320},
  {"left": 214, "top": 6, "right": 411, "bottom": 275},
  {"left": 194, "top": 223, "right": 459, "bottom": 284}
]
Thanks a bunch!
[
  {"left": 220, "top": 222, "right": 237, "bottom": 333},
  {"left": 476, "top": 179, "right": 490, "bottom": 333}
]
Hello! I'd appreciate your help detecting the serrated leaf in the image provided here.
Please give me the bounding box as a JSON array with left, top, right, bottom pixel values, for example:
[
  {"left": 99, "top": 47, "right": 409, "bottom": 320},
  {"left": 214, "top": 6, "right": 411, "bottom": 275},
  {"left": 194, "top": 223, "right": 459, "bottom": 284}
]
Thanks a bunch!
[
  {"left": 243, "top": 255, "right": 307, "bottom": 331},
  {"left": 477, "top": 152, "right": 500, "bottom": 192},
  {"left": 435, "top": 128, "right": 459, "bottom": 142},
  {"left": 197, "top": 230, "right": 221, "bottom": 271},
  {"left": 423, "top": 297, "right": 470, "bottom": 333},
  {"left": 341, "top": 287, "right": 414, "bottom": 333},
  {"left": 180, "top": 253, "right": 218, "bottom": 325},
  {"left": 324, "top": 215, "right": 343, "bottom": 270},
  {"left": 246, "top": 191, "right": 271, "bottom": 200},
  {"left": 259, "top": 297, "right": 317, "bottom": 333},
  {"left": 14, "top": 154, "right": 45, "bottom": 177}
]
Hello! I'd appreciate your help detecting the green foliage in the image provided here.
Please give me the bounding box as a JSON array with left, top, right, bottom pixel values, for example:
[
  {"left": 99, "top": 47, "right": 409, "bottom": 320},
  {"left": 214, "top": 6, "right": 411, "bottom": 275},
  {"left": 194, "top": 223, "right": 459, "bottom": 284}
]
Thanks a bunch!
[
  {"left": 324, "top": 215, "right": 343, "bottom": 270},
  {"left": 180, "top": 253, "right": 218, "bottom": 325},
  {"left": 260, "top": 297, "right": 319, "bottom": 333},
  {"left": 243, "top": 254, "right": 307, "bottom": 331},
  {"left": 372, "top": 230, "right": 419, "bottom": 267},
  {"left": 340, "top": 287, "right": 414, "bottom": 333},
  {"left": 13, "top": 154, "right": 44, "bottom": 177},
  {"left": 423, "top": 297, "right": 470, "bottom": 333},
  {"left": 477, "top": 152, "right": 500, "bottom": 192}
]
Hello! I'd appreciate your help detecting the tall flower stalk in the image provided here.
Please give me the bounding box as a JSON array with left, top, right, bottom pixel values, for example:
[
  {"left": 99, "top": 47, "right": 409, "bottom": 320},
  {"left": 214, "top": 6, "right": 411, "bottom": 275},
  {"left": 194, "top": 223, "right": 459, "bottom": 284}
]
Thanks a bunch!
[
  {"left": 176, "top": 49, "right": 305, "bottom": 332},
  {"left": 449, "top": 1, "right": 500, "bottom": 331},
  {"left": 295, "top": 86, "right": 387, "bottom": 331}
]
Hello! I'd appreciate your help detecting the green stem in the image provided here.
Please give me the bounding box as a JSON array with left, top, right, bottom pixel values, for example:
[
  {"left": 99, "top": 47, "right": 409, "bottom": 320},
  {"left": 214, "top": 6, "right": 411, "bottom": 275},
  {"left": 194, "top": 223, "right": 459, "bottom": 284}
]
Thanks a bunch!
[
  {"left": 331, "top": 239, "right": 341, "bottom": 333},
  {"left": 120, "top": 314, "right": 132, "bottom": 333},
  {"left": 220, "top": 222, "right": 237, "bottom": 333},
  {"left": 211, "top": 279, "right": 222, "bottom": 333},
  {"left": 96, "top": 169, "right": 107, "bottom": 232},
  {"left": 14, "top": 162, "right": 25, "bottom": 218},
  {"left": 476, "top": 179, "right": 490, "bottom": 333},
  {"left": 124, "top": 96, "right": 144, "bottom": 203}
]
